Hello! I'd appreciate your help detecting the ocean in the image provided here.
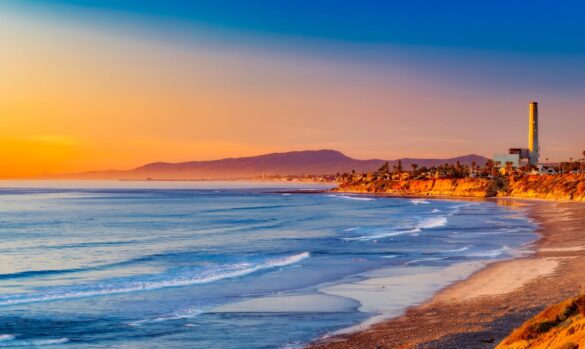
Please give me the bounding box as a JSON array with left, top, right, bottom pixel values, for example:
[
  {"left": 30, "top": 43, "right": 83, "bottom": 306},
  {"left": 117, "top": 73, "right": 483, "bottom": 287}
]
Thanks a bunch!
[{"left": 0, "top": 181, "right": 537, "bottom": 348}]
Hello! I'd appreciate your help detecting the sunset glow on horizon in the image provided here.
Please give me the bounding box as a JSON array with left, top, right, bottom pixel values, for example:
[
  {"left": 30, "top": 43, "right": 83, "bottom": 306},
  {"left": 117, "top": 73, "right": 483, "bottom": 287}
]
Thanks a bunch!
[{"left": 1, "top": 1, "right": 584, "bottom": 178}]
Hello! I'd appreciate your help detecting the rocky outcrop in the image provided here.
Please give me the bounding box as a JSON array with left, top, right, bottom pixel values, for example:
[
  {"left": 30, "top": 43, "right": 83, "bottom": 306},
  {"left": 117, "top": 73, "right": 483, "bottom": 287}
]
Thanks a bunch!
[
  {"left": 496, "top": 294, "right": 585, "bottom": 349},
  {"left": 335, "top": 175, "right": 585, "bottom": 201}
]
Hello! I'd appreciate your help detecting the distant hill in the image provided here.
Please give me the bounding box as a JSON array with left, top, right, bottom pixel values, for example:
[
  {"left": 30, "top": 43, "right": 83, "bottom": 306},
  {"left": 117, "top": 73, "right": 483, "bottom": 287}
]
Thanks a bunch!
[{"left": 49, "top": 150, "right": 489, "bottom": 180}]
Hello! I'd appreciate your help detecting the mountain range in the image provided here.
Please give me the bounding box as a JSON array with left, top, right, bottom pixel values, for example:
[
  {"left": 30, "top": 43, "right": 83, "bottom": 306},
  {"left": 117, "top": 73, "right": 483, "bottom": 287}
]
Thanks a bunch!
[{"left": 47, "top": 150, "right": 489, "bottom": 180}]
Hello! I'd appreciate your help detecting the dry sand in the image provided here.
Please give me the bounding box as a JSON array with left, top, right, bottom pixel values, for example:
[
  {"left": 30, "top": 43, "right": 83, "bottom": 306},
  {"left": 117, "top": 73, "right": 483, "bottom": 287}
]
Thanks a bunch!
[{"left": 308, "top": 199, "right": 585, "bottom": 349}]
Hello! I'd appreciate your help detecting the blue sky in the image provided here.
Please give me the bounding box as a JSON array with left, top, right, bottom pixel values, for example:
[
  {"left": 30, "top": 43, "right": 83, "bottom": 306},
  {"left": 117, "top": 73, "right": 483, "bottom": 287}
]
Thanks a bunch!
[{"left": 14, "top": 0, "right": 585, "bottom": 53}]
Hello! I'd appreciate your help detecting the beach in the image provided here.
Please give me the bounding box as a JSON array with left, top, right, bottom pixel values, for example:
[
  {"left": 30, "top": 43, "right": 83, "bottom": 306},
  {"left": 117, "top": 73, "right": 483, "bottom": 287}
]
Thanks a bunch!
[{"left": 309, "top": 198, "right": 585, "bottom": 349}]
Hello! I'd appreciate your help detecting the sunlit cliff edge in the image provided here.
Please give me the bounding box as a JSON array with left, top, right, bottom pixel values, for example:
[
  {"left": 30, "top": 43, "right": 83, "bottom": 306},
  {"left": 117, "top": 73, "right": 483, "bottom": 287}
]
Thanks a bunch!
[
  {"left": 334, "top": 174, "right": 585, "bottom": 202},
  {"left": 496, "top": 294, "right": 585, "bottom": 349}
]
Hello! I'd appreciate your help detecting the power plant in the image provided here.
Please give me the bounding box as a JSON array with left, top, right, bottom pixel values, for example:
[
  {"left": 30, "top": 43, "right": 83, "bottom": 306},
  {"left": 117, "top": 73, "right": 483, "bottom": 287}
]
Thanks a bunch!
[{"left": 494, "top": 101, "right": 540, "bottom": 169}]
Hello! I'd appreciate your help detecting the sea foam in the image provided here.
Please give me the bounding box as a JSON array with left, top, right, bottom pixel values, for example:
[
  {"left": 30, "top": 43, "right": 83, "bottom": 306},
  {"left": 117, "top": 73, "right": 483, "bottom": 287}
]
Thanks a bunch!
[
  {"left": 0, "top": 335, "right": 15, "bottom": 342},
  {"left": 327, "top": 195, "right": 375, "bottom": 201},
  {"left": 410, "top": 199, "right": 430, "bottom": 205},
  {"left": 0, "top": 252, "right": 310, "bottom": 307},
  {"left": 0, "top": 338, "right": 69, "bottom": 347},
  {"left": 343, "top": 216, "right": 448, "bottom": 241}
]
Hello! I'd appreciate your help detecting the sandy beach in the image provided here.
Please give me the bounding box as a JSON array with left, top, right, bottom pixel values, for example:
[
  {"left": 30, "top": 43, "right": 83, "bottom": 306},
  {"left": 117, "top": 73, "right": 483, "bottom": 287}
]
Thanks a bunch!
[{"left": 309, "top": 198, "right": 585, "bottom": 349}]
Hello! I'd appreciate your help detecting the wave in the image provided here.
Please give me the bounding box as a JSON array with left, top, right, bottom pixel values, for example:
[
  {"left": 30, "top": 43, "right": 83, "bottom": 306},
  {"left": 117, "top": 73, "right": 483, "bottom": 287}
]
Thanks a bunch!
[
  {"left": 0, "top": 252, "right": 310, "bottom": 307},
  {"left": 128, "top": 307, "right": 204, "bottom": 326},
  {"left": 343, "top": 228, "right": 420, "bottom": 241},
  {"left": 0, "top": 268, "right": 88, "bottom": 280},
  {"left": 466, "top": 246, "right": 509, "bottom": 258},
  {"left": 0, "top": 338, "right": 69, "bottom": 347},
  {"left": 404, "top": 257, "right": 446, "bottom": 265},
  {"left": 343, "top": 216, "right": 448, "bottom": 241},
  {"left": 441, "top": 246, "right": 471, "bottom": 253},
  {"left": 0, "top": 336, "right": 15, "bottom": 342},
  {"left": 447, "top": 202, "right": 477, "bottom": 216},
  {"left": 417, "top": 216, "right": 448, "bottom": 229},
  {"left": 203, "top": 204, "right": 289, "bottom": 213},
  {"left": 327, "top": 195, "right": 375, "bottom": 201},
  {"left": 410, "top": 199, "right": 430, "bottom": 205}
]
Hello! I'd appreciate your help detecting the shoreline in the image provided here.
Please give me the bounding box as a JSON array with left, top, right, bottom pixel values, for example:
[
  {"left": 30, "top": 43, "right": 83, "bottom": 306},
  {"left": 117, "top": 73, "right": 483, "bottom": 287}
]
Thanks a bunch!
[{"left": 308, "top": 197, "right": 585, "bottom": 349}]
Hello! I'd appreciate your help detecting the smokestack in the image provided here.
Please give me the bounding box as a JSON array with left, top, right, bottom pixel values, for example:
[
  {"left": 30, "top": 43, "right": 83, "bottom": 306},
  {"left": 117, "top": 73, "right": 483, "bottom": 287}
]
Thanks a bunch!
[{"left": 528, "top": 101, "right": 539, "bottom": 166}]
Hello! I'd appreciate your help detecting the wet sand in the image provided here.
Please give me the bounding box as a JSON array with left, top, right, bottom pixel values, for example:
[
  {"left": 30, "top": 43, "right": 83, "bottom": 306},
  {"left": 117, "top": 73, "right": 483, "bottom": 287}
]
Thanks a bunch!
[{"left": 309, "top": 199, "right": 585, "bottom": 349}]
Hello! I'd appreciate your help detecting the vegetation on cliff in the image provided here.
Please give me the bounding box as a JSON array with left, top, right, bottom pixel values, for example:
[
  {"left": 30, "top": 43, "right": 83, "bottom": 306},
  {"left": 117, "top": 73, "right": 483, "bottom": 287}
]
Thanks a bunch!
[{"left": 496, "top": 294, "right": 585, "bottom": 349}]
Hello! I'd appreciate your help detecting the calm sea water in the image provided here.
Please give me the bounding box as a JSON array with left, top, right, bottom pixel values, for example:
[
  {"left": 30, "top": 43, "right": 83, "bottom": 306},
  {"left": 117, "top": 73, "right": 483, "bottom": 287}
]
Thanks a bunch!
[{"left": 0, "top": 181, "right": 537, "bottom": 348}]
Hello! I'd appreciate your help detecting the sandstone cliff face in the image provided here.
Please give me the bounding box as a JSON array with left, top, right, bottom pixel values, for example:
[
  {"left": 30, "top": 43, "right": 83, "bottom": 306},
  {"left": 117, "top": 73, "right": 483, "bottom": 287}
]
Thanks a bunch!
[
  {"left": 506, "top": 174, "right": 585, "bottom": 202},
  {"left": 335, "top": 178, "right": 499, "bottom": 197},
  {"left": 335, "top": 175, "right": 585, "bottom": 201},
  {"left": 496, "top": 295, "right": 585, "bottom": 349}
]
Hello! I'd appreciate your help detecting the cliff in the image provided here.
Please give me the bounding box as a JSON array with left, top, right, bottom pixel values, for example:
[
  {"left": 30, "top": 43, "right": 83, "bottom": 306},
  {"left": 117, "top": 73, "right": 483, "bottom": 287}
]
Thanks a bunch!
[
  {"left": 335, "top": 178, "right": 500, "bottom": 197},
  {"left": 496, "top": 294, "right": 585, "bottom": 349},
  {"left": 506, "top": 174, "right": 585, "bottom": 202},
  {"left": 335, "top": 174, "right": 585, "bottom": 201}
]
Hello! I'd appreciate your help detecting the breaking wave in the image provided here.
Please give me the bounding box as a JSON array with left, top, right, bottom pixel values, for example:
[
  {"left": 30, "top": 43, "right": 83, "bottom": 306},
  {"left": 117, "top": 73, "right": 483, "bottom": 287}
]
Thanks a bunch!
[
  {"left": 128, "top": 307, "right": 205, "bottom": 326},
  {"left": 327, "top": 195, "right": 375, "bottom": 201},
  {"left": 0, "top": 252, "right": 310, "bottom": 307},
  {"left": 343, "top": 216, "right": 448, "bottom": 241},
  {"left": 441, "top": 246, "right": 471, "bottom": 253},
  {"left": 0, "top": 337, "right": 69, "bottom": 347},
  {"left": 410, "top": 199, "right": 430, "bottom": 205},
  {"left": 0, "top": 336, "right": 15, "bottom": 342},
  {"left": 466, "top": 246, "right": 510, "bottom": 258},
  {"left": 404, "top": 257, "right": 446, "bottom": 265}
]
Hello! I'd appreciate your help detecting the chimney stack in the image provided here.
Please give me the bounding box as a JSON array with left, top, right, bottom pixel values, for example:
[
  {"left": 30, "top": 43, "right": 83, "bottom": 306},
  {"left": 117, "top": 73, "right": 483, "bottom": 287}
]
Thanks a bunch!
[{"left": 528, "top": 101, "right": 539, "bottom": 166}]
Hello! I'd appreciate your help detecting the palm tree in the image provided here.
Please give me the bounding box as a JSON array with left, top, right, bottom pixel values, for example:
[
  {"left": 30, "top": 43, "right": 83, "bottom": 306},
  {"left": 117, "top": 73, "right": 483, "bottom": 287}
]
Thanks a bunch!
[
  {"left": 505, "top": 161, "right": 514, "bottom": 175},
  {"left": 378, "top": 162, "right": 390, "bottom": 174},
  {"left": 393, "top": 160, "right": 403, "bottom": 174}
]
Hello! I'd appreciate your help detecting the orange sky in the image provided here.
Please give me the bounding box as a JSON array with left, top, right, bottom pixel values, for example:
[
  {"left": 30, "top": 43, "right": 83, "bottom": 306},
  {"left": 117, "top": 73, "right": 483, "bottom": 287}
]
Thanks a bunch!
[{"left": 1, "top": 5, "right": 584, "bottom": 178}]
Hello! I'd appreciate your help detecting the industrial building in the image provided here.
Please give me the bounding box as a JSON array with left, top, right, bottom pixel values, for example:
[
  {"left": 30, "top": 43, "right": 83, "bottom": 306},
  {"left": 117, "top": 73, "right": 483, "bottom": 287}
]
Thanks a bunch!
[{"left": 494, "top": 102, "right": 540, "bottom": 170}]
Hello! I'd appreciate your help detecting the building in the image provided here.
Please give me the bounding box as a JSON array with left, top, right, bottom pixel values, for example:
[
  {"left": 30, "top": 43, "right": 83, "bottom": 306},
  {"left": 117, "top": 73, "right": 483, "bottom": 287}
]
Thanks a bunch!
[{"left": 494, "top": 101, "right": 540, "bottom": 169}]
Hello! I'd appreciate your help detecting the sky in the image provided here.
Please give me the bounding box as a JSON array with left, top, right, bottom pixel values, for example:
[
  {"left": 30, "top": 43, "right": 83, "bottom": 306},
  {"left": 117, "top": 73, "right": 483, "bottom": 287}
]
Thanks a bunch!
[{"left": 1, "top": 0, "right": 584, "bottom": 177}]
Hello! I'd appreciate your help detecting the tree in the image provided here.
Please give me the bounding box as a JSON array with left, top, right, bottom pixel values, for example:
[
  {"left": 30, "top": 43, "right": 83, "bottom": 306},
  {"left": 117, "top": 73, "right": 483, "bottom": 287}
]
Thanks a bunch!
[
  {"left": 378, "top": 162, "right": 390, "bottom": 174},
  {"left": 393, "top": 160, "right": 403, "bottom": 174},
  {"left": 411, "top": 163, "right": 418, "bottom": 173},
  {"left": 483, "top": 159, "right": 495, "bottom": 177},
  {"left": 505, "top": 161, "right": 514, "bottom": 175}
]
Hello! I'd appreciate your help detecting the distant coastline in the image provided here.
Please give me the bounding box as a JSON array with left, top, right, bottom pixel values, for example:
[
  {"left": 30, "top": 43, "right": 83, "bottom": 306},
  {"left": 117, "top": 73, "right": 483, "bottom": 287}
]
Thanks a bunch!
[{"left": 35, "top": 150, "right": 488, "bottom": 181}]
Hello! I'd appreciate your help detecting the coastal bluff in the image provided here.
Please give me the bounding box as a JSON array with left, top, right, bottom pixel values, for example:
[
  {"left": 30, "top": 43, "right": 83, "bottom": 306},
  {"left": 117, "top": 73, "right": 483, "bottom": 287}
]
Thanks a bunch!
[
  {"left": 496, "top": 294, "right": 585, "bottom": 349},
  {"left": 334, "top": 174, "right": 585, "bottom": 201}
]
